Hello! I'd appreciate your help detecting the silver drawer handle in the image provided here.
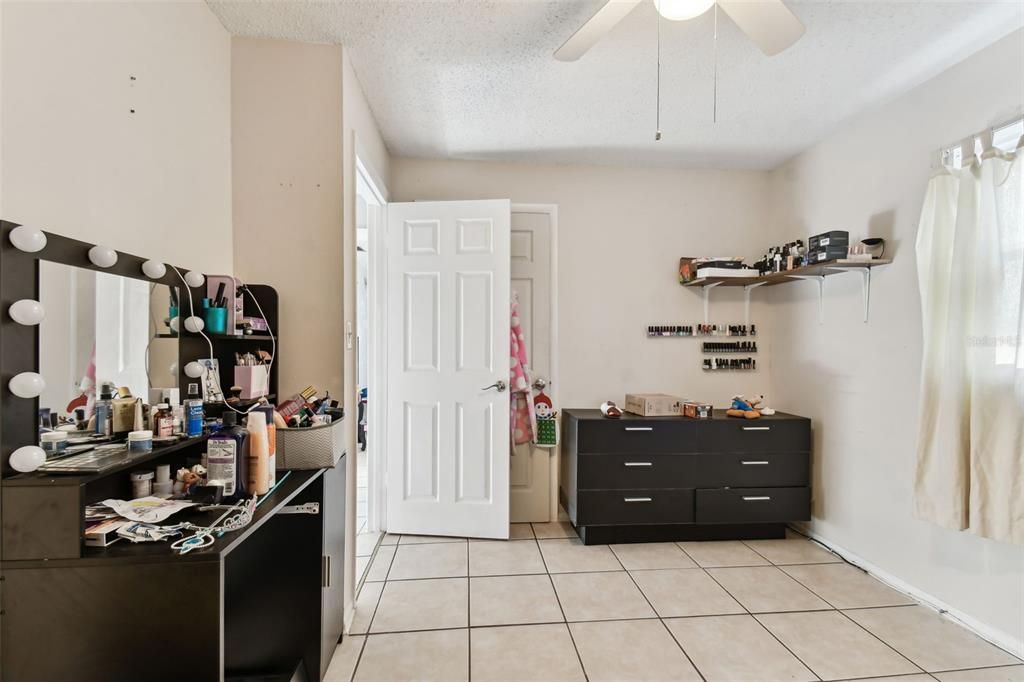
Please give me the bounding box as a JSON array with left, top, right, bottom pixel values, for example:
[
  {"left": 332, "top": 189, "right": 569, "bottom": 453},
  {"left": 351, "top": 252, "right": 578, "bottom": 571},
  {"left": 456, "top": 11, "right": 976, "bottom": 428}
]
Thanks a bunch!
[
  {"left": 624, "top": 462, "right": 653, "bottom": 467},
  {"left": 624, "top": 427, "right": 654, "bottom": 432},
  {"left": 742, "top": 496, "right": 772, "bottom": 501},
  {"left": 742, "top": 426, "right": 771, "bottom": 431},
  {"left": 741, "top": 460, "right": 769, "bottom": 465},
  {"left": 624, "top": 497, "right": 653, "bottom": 503}
]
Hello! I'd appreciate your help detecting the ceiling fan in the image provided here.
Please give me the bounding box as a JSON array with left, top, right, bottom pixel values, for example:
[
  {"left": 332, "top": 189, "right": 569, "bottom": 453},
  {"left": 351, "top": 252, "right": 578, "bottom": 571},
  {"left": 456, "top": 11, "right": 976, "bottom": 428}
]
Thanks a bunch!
[{"left": 554, "top": 0, "right": 805, "bottom": 61}]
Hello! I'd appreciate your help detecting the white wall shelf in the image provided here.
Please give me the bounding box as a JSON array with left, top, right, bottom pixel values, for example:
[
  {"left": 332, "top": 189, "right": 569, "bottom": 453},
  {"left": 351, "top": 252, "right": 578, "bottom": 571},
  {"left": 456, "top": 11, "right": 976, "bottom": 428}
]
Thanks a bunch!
[{"left": 683, "top": 258, "right": 891, "bottom": 324}]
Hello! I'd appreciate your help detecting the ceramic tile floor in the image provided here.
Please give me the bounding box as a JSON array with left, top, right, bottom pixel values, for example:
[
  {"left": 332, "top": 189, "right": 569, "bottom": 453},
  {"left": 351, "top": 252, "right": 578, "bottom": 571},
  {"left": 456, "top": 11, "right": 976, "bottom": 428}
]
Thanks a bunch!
[
  {"left": 355, "top": 449, "right": 381, "bottom": 585},
  {"left": 326, "top": 526, "right": 1023, "bottom": 682}
]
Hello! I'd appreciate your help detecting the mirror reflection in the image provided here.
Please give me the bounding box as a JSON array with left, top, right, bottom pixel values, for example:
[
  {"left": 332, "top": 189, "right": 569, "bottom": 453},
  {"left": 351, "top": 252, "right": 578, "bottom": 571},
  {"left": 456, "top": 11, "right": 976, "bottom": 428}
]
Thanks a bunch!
[{"left": 38, "top": 261, "right": 179, "bottom": 430}]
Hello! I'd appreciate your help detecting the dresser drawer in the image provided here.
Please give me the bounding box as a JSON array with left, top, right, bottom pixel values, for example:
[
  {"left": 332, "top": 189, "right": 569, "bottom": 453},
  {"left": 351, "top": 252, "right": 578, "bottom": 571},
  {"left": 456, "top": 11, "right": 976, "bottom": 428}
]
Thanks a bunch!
[
  {"left": 577, "top": 489, "right": 694, "bottom": 526},
  {"left": 695, "top": 487, "right": 810, "bottom": 524},
  {"left": 578, "top": 420, "right": 697, "bottom": 454},
  {"left": 696, "top": 420, "right": 809, "bottom": 453},
  {"left": 695, "top": 452, "right": 808, "bottom": 487},
  {"left": 578, "top": 454, "right": 696, "bottom": 490}
]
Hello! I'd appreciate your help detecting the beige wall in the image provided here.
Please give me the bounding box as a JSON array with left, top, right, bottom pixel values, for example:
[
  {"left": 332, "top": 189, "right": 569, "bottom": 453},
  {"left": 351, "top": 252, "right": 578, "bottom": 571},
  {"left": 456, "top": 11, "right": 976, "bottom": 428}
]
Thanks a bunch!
[
  {"left": 1, "top": 0, "right": 232, "bottom": 274},
  {"left": 391, "top": 159, "right": 775, "bottom": 409},
  {"left": 767, "top": 29, "right": 1024, "bottom": 653},
  {"left": 231, "top": 38, "right": 345, "bottom": 400}
]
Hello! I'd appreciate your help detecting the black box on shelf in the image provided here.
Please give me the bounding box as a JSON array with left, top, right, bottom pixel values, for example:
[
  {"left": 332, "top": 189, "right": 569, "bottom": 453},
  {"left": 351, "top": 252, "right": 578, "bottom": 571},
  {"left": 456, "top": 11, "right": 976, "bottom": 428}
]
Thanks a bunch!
[
  {"left": 808, "top": 230, "right": 849, "bottom": 251},
  {"left": 808, "top": 245, "right": 849, "bottom": 263}
]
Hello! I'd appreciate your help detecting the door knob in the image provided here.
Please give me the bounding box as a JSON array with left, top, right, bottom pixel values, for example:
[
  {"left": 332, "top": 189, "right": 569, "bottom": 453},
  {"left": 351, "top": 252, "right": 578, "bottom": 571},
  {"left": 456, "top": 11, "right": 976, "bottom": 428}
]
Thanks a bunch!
[
  {"left": 532, "top": 377, "right": 547, "bottom": 391},
  {"left": 482, "top": 380, "right": 507, "bottom": 392}
]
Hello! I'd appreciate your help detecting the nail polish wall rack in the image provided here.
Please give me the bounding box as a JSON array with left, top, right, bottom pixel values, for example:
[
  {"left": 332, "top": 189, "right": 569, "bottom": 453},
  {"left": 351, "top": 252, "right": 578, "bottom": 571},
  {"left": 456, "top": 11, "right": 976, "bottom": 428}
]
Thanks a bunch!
[
  {"left": 646, "top": 324, "right": 756, "bottom": 338},
  {"left": 702, "top": 357, "right": 757, "bottom": 371},
  {"left": 702, "top": 342, "right": 757, "bottom": 353}
]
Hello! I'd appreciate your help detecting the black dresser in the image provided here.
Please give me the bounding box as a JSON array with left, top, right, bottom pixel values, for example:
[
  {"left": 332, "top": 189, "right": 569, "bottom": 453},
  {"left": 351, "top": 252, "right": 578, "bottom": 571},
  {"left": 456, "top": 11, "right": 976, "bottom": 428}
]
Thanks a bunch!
[{"left": 560, "top": 409, "right": 811, "bottom": 544}]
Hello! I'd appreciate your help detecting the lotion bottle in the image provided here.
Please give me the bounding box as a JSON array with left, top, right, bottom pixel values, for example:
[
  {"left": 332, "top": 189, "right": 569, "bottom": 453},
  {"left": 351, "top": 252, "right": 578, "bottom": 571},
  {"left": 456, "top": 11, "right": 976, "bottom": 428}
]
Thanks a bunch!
[
  {"left": 246, "top": 410, "right": 270, "bottom": 495},
  {"left": 207, "top": 411, "right": 248, "bottom": 498}
]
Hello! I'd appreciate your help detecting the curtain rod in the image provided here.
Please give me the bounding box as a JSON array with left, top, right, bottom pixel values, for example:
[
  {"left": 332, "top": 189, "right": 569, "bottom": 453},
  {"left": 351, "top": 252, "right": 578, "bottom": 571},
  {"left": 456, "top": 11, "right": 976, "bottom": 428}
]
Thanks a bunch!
[{"left": 934, "top": 112, "right": 1024, "bottom": 169}]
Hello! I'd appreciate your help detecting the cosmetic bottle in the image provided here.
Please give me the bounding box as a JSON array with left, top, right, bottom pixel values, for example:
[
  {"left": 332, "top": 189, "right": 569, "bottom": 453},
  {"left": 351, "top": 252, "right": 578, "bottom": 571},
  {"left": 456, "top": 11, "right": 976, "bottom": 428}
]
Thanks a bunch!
[
  {"left": 153, "top": 404, "right": 174, "bottom": 438},
  {"left": 184, "top": 384, "right": 204, "bottom": 437},
  {"left": 246, "top": 410, "right": 270, "bottom": 496},
  {"left": 256, "top": 406, "right": 277, "bottom": 488},
  {"left": 94, "top": 384, "right": 114, "bottom": 437},
  {"left": 207, "top": 411, "right": 248, "bottom": 498}
]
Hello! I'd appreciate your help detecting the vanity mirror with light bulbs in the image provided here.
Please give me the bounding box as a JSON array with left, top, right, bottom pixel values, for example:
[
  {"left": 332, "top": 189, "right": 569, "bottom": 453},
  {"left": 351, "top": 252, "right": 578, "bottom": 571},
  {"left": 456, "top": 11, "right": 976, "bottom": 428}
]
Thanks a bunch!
[{"left": 0, "top": 221, "right": 342, "bottom": 682}]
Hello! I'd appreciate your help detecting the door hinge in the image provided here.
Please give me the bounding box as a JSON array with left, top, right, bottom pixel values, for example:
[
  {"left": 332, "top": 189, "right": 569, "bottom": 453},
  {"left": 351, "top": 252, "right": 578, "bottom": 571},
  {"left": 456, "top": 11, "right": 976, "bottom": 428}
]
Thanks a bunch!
[{"left": 280, "top": 502, "right": 320, "bottom": 515}]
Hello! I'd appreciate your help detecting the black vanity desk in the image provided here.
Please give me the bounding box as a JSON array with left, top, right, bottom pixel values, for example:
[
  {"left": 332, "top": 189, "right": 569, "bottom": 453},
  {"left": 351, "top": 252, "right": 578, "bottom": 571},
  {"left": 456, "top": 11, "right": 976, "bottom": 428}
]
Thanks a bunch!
[
  {"left": 561, "top": 408, "right": 811, "bottom": 545},
  {"left": 1, "top": 448, "right": 346, "bottom": 682}
]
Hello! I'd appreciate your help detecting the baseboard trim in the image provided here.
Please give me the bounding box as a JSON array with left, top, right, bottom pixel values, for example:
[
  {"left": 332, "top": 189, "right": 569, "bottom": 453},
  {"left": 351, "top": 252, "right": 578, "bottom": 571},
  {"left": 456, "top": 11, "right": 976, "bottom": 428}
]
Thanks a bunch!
[{"left": 790, "top": 524, "right": 1024, "bottom": 658}]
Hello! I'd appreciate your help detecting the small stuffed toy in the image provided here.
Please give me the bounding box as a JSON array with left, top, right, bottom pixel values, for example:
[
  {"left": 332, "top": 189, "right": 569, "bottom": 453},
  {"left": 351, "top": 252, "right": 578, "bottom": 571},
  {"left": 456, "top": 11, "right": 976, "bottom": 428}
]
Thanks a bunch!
[{"left": 726, "top": 394, "right": 762, "bottom": 420}]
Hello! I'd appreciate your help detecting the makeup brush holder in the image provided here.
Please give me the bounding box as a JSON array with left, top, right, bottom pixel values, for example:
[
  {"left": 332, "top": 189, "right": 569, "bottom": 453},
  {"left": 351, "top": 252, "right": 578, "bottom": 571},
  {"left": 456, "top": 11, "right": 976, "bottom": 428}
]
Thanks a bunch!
[
  {"left": 234, "top": 365, "right": 269, "bottom": 399},
  {"left": 204, "top": 307, "right": 228, "bottom": 334}
]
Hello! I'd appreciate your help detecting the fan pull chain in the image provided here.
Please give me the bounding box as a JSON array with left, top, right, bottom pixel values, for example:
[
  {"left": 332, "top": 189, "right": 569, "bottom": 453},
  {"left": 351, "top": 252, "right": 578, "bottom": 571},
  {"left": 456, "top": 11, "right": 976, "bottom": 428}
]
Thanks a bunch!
[
  {"left": 655, "top": 10, "right": 662, "bottom": 141},
  {"left": 713, "top": 2, "right": 719, "bottom": 124}
]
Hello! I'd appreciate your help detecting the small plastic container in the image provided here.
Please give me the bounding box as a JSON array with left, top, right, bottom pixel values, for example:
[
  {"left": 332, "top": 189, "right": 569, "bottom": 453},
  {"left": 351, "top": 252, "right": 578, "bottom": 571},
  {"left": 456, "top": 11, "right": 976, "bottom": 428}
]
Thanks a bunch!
[
  {"left": 205, "top": 306, "right": 228, "bottom": 334},
  {"left": 128, "top": 430, "right": 154, "bottom": 454},
  {"left": 40, "top": 431, "right": 68, "bottom": 456},
  {"left": 130, "top": 470, "right": 154, "bottom": 499}
]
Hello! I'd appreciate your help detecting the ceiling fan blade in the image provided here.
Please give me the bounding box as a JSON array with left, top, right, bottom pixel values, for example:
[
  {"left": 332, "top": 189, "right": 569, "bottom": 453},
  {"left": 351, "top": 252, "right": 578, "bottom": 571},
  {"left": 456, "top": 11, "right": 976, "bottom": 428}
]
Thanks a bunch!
[
  {"left": 716, "top": 0, "right": 805, "bottom": 56},
  {"left": 554, "top": 0, "right": 643, "bottom": 62}
]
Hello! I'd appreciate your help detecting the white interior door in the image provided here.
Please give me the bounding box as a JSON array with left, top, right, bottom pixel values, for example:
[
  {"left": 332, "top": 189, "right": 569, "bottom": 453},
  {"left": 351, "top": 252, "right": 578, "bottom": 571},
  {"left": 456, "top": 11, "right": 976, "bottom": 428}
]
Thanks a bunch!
[
  {"left": 386, "top": 199, "right": 511, "bottom": 539},
  {"left": 510, "top": 209, "right": 554, "bottom": 522}
]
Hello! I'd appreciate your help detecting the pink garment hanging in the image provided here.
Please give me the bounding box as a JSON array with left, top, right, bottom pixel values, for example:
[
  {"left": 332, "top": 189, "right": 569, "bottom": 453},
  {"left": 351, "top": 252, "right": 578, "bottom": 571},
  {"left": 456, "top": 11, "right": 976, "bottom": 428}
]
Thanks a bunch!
[{"left": 510, "top": 292, "right": 535, "bottom": 446}]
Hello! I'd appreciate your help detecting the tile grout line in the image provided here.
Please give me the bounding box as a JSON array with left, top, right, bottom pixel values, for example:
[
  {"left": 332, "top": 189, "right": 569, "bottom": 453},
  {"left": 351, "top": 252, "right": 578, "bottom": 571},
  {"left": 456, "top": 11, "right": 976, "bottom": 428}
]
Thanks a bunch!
[
  {"left": 701, "top": 563, "right": 824, "bottom": 681},
  {"left": 536, "top": 537, "right": 590, "bottom": 682},
  {"left": 347, "top": 634, "right": 368, "bottom": 682},
  {"left": 611, "top": 549, "right": 710, "bottom": 682},
  {"left": 835, "top": 608, "right": 944, "bottom": 677}
]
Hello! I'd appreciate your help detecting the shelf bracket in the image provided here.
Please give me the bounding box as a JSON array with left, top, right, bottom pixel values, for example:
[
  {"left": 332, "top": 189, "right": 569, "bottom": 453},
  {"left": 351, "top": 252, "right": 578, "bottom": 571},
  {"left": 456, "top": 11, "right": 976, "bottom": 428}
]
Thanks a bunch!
[
  {"left": 702, "top": 281, "right": 722, "bottom": 324},
  {"left": 792, "top": 275, "right": 826, "bottom": 324},
  {"left": 743, "top": 282, "right": 767, "bottom": 327},
  {"left": 856, "top": 267, "right": 871, "bottom": 322}
]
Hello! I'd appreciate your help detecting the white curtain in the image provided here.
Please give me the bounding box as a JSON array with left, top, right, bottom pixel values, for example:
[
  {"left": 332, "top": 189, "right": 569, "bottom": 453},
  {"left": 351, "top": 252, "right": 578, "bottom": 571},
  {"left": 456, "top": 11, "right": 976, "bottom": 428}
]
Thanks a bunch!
[{"left": 915, "top": 143, "right": 1024, "bottom": 545}]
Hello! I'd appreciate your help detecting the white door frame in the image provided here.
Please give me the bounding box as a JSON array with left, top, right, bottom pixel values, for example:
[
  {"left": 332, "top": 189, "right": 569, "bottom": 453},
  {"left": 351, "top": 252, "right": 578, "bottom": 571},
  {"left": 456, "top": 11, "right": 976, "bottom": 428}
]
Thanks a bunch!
[
  {"left": 371, "top": 202, "right": 560, "bottom": 529},
  {"left": 357, "top": 157, "right": 388, "bottom": 534}
]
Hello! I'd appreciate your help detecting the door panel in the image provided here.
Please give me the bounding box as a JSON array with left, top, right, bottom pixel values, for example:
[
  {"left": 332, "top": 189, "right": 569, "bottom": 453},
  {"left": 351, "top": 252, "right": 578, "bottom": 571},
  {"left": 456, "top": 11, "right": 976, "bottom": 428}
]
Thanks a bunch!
[
  {"left": 386, "top": 200, "right": 511, "bottom": 539},
  {"left": 509, "top": 210, "right": 554, "bottom": 522}
]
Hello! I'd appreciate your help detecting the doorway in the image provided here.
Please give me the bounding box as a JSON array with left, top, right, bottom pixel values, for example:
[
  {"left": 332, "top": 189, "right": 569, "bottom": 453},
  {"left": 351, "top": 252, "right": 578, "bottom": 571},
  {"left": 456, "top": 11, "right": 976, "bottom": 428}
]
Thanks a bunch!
[
  {"left": 510, "top": 204, "right": 559, "bottom": 523},
  {"left": 354, "top": 161, "right": 385, "bottom": 581},
  {"left": 369, "top": 201, "right": 560, "bottom": 539}
]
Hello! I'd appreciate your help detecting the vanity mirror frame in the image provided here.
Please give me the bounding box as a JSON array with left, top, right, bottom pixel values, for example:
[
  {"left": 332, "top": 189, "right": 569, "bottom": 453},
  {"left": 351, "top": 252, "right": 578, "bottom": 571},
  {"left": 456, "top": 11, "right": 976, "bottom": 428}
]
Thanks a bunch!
[{"left": 0, "top": 220, "right": 196, "bottom": 476}]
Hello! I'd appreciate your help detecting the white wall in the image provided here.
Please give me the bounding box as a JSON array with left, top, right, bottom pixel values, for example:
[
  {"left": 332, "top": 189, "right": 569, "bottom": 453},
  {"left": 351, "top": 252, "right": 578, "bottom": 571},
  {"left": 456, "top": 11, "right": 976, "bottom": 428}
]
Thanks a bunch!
[
  {"left": 391, "top": 160, "right": 774, "bottom": 409},
  {"left": 767, "top": 29, "right": 1024, "bottom": 653},
  {"left": 1, "top": 0, "right": 233, "bottom": 274}
]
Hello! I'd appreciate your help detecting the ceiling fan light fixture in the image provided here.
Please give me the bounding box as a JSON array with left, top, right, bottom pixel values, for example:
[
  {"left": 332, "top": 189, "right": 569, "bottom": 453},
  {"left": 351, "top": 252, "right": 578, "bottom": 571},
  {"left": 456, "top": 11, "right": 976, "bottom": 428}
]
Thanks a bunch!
[{"left": 655, "top": 0, "right": 715, "bottom": 21}]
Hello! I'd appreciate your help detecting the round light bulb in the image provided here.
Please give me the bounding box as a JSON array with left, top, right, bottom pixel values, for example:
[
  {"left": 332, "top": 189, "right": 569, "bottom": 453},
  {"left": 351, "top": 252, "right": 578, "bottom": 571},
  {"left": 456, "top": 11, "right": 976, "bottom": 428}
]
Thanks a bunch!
[
  {"left": 169, "top": 362, "right": 178, "bottom": 377},
  {"left": 184, "top": 361, "right": 204, "bottom": 379},
  {"left": 184, "top": 316, "right": 204, "bottom": 333},
  {"left": 88, "top": 245, "right": 118, "bottom": 268},
  {"left": 184, "top": 271, "right": 205, "bottom": 288},
  {"left": 655, "top": 0, "right": 715, "bottom": 21},
  {"left": 9, "top": 371, "right": 46, "bottom": 398},
  {"left": 9, "top": 225, "right": 47, "bottom": 253},
  {"left": 142, "top": 260, "right": 167, "bottom": 279},
  {"left": 8, "top": 299, "right": 46, "bottom": 326},
  {"left": 10, "top": 445, "right": 46, "bottom": 473},
  {"left": 169, "top": 316, "right": 180, "bottom": 333}
]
